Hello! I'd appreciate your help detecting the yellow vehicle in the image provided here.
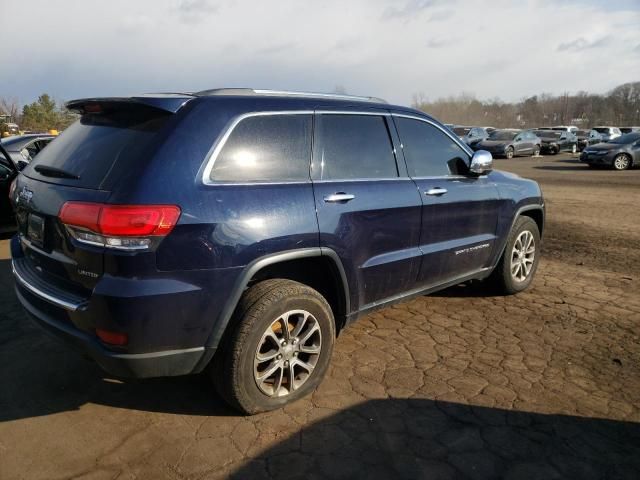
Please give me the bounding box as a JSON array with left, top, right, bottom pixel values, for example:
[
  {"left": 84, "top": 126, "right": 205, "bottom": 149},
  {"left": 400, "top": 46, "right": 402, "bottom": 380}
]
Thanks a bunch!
[{"left": 0, "top": 114, "right": 19, "bottom": 137}]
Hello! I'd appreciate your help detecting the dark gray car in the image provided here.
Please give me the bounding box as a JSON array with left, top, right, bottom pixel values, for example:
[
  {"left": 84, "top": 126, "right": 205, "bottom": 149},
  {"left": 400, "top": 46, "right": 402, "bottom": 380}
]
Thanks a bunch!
[
  {"left": 580, "top": 132, "right": 640, "bottom": 170},
  {"left": 473, "top": 129, "right": 541, "bottom": 158}
]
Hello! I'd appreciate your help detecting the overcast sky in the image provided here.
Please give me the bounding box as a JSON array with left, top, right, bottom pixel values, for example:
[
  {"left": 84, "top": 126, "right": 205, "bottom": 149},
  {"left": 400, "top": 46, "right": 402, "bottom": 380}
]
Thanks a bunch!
[{"left": 1, "top": 0, "right": 639, "bottom": 107}]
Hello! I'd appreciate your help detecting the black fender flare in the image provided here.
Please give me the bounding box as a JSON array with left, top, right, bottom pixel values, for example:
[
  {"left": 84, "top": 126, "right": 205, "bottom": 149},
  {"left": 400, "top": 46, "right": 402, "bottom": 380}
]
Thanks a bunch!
[
  {"left": 491, "top": 204, "right": 545, "bottom": 269},
  {"left": 203, "top": 247, "right": 350, "bottom": 351}
]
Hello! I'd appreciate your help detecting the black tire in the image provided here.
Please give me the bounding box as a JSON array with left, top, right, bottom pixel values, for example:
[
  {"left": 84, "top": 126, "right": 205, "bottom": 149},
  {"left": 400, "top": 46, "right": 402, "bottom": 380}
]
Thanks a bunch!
[
  {"left": 490, "top": 216, "right": 541, "bottom": 295},
  {"left": 211, "top": 279, "right": 335, "bottom": 414},
  {"left": 532, "top": 145, "right": 540, "bottom": 157},
  {"left": 612, "top": 153, "right": 631, "bottom": 171},
  {"left": 505, "top": 147, "right": 514, "bottom": 159}
]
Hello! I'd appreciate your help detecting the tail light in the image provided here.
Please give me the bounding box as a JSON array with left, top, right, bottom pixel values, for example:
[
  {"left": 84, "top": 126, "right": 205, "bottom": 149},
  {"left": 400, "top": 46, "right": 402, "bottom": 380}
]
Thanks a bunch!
[{"left": 59, "top": 202, "right": 181, "bottom": 251}]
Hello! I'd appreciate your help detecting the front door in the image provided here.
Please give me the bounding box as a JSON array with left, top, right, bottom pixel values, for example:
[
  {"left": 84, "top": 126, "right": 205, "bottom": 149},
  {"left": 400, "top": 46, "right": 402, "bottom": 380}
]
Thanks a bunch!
[
  {"left": 392, "top": 114, "right": 501, "bottom": 288},
  {"left": 311, "top": 111, "right": 423, "bottom": 310}
]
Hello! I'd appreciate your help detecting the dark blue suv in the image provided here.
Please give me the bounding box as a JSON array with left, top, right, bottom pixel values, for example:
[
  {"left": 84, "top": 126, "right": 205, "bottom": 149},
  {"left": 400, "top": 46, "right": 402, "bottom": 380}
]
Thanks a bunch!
[{"left": 10, "top": 89, "right": 544, "bottom": 414}]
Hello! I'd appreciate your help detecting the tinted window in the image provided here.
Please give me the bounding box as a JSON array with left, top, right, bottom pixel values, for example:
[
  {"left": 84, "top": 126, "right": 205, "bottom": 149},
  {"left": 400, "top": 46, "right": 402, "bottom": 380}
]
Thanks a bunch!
[
  {"left": 313, "top": 115, "right": 397, "bottom": 180},
  {"left": 210, "top": 114, "right": 311, "bottom": 182},
  {"left": 396, "top": 117, "right": 469, "bottom": 177},
  {"left": 26, "top": 110, "right": 169, "bottom": 189}
]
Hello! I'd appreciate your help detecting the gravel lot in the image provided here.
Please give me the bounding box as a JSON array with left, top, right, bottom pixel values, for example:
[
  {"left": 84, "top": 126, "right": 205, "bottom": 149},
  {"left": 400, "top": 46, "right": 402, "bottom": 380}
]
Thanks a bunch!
[{"left": 1, "top": 153, "right": 639, "bottom": 479}]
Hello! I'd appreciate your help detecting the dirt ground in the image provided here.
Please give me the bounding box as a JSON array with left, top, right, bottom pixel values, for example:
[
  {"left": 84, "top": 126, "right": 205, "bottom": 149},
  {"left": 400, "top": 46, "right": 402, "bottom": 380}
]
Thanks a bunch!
[{"left": 1, "top": 153, "right": 639, "bottom": 479}]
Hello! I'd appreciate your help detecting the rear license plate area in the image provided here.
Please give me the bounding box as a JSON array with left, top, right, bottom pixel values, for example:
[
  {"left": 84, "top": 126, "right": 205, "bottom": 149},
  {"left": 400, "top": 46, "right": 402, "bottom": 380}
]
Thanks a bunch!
[{"left": 27, "top": 213, "right": 45, "bottom": 247}]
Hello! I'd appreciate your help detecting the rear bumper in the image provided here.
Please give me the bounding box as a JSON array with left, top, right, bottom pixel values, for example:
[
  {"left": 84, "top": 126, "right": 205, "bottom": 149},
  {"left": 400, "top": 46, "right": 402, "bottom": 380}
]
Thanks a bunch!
[
  {"left": 10, "top": 234, "right": 220, "bottom": 378},
  {"left": 15, "top": 283, "right": 213, "bottom": 378}
]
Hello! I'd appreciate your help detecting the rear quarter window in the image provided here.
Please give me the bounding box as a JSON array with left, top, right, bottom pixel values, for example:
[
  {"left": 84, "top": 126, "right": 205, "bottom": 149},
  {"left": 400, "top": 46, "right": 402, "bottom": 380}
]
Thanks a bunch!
[{"left": 208, "top": 114, "right": 312, "bottom": 183}]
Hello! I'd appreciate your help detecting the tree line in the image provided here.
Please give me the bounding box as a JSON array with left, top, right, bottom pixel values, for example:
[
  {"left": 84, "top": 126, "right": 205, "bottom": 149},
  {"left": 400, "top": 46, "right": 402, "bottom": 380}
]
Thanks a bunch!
[
  {"left": 412, "top": 81, "right": 640, "bottom": 129},
  {"left": 3, "top": 82, "right": 639, "bottom": 132},
  {"left": 0, "top": 94, "right": 76, "bottom": 132}
]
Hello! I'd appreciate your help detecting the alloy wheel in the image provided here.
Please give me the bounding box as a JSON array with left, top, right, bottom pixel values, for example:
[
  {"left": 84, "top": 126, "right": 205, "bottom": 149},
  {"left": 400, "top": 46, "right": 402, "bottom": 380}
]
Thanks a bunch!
[
  {"left": 613, "top": 154, "right": 630, "bottom": 171},
  {"left": 510, "top": 230, "right": 535, "bottom": 282},
  {"left": 254, "top": 310, "right": 322, "bottom": 397}
]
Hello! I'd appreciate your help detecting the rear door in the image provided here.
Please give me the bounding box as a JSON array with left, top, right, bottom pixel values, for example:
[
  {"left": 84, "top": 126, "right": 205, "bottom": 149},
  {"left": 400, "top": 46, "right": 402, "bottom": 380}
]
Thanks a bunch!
[
  {"left": 392, "top": 114, "right": 501, "bottom": 288},
  {"left": 311, "top": 111, "right": 423, "bottom": 310}
]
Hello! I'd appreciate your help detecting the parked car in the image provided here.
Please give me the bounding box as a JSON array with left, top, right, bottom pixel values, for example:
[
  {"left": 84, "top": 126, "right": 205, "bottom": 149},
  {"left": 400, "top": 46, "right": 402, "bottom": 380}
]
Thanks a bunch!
[
  {"left": 533, "top": 130, "right": 578, "bottom": 154},
  {"left": 580, "top": 132, "right": 640, "bottom": 170},
  {"left": 592, "top": 126, "right": 622, "bottom": 141},
  {"left": 473, "top": 129, "right": 541, "bottom": 158},
  {"left": 10, "top": 89, "right": 544, "bottom": 414},
  {"left": 0, "top": 143, "right": 20, "bottom": 225},
  {"left": 620, "top": 127, "right": 640, "bottom": 134},
  {"left": 454, "top": 126, "right": 495, "bottom": 146},
  {"left": 0, "top": 134, "right": 55, "bottom": 170},
  {"left": 444, "top": 123, "right": 455, "bottom": 131},
  {"left": 575, "top": 129, "right": 602, "bottom": 151},
  {"left": 551, "top": 125, "right": 579, "bottom": 133}
]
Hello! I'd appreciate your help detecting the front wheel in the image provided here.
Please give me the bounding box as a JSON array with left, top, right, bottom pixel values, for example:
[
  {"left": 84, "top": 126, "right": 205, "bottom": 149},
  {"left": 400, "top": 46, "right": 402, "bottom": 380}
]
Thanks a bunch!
[
  {"left": 211, "top": 279, "right": 335, "bottom": 414},
  {"left": 612, "top": 154, "right": 631, "bottom": 171},
  {"left": 571, "top": 144, "right": 577, "bottom": 154},
  {"left": 490, "top": 216, "right": 541, "bottom": 295},
  {"left": 532, "top": 146, "right": 540, "bottom": 157}
]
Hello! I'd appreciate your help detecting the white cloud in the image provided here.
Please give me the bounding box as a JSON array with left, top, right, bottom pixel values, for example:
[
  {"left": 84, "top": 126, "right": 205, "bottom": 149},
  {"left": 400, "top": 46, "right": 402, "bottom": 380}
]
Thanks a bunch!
[{"left": 0, "top": 0, "right": 638, "bottom": 106}]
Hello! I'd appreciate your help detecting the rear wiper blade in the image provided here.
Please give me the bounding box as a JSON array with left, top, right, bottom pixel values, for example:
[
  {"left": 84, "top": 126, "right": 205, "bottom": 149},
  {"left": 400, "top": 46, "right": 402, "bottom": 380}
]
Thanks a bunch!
[{"left": 34, "top": 165, "right": 80, "bottom": 179}]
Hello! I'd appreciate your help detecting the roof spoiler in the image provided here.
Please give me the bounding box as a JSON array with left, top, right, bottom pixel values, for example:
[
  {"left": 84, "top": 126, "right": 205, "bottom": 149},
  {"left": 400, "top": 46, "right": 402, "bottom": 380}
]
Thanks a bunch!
[{"left": 65, "top": 94, "right": 194, "bottom": 114}]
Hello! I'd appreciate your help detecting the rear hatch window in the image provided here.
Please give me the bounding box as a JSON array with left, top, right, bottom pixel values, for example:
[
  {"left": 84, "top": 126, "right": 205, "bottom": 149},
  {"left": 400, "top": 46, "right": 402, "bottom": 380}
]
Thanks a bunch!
[{"left": 23, "top": 108, "right": 170, "bottom": 190}]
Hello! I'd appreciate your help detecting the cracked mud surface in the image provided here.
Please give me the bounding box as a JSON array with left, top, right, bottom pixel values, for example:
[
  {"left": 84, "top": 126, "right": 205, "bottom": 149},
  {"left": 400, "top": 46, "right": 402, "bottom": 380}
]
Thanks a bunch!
[{"left": 1, "top": 154, "right": 639, "bottom": 479}]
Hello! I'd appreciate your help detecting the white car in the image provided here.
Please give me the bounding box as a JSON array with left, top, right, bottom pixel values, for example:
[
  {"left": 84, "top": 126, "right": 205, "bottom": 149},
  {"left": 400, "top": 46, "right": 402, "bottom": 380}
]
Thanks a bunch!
[
  {"left": 592, "top": 126, "right": 622, "bottom": 141},
  {"left": 551, "top": 125, "right": 579, "bottom": 133}
]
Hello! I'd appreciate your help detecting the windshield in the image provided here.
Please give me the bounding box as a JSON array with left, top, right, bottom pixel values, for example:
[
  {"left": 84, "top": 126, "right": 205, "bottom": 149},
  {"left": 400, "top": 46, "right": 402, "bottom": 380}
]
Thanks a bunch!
[
  {"left": 488, "top": 131, "right": 517, "bottom": 141},
  {"left": 453, "top": 127, "right": 471, "bottom": 136},
  {"left": 593, "top": 127, "right": 610, "bottom": 134},
  {"left": 608, "top": 133, "right": 640, "bottom": 144}
]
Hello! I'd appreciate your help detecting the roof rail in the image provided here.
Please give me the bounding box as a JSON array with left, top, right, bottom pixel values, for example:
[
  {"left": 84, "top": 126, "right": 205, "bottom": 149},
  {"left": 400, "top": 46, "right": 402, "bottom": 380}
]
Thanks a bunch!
[{"left": 194, "top": 88, "right": 387, "bottom": 104}]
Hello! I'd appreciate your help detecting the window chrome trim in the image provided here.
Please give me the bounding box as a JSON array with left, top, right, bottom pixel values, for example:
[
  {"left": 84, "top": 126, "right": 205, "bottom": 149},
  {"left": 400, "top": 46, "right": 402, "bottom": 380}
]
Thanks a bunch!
[
  {"left": 315, "top": 110, "right": 391, "bottom": 116},
  {"left": 201, "top": 110, "right": 314, "bottom": 185},
  {"left": 391, "top": 113, "right": 475, "bottom": 157}
]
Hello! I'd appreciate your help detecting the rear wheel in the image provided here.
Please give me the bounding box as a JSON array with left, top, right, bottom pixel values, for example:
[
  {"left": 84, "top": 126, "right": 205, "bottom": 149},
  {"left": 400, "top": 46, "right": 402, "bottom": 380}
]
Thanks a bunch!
[
  {"left": 490, "top": 216, "right": 540, "bottom": 295},
  {"left": 505, "top": 147, "right": 514, "bottom": 159},
  {"left": 212, "top": 279, "right": 335, "bottom": 414},
  {"left": 612, "top": 154, "right": 631, "bottom": 171}
]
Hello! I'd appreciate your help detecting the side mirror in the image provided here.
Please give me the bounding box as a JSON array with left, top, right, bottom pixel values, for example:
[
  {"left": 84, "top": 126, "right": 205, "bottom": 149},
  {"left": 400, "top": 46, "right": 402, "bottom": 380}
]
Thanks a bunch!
[{"left": 469, "top": 150, "right": 493, "bottom": 175}]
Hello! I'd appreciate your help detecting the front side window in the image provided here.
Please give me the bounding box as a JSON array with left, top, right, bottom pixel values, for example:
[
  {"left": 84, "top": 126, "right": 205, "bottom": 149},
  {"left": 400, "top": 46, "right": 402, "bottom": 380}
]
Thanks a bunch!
[
  {"left": 313, "top": 114, "right": 398, "bottom": 180},
  {"left": 209, "top": 114, "right": 312, "bottom": 182},
  {"left": 395, "top": 117, "right": 470, "bottom": 177}
]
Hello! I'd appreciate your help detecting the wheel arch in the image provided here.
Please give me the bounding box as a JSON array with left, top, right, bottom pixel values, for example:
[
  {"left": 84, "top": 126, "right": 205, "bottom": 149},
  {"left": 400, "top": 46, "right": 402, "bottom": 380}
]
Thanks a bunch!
[{"left": 205, "top": 248, "right": 350, "bottom": 351}]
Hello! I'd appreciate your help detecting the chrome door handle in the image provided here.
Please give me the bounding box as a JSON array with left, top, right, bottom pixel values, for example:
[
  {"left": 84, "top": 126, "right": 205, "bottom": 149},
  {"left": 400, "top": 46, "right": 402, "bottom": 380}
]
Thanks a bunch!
[
  {"left": 324, "top": 193, "right": 355, "bottom": 203},
  {"left": 425, "top": 187, "right": 448, "bottom": 196}
]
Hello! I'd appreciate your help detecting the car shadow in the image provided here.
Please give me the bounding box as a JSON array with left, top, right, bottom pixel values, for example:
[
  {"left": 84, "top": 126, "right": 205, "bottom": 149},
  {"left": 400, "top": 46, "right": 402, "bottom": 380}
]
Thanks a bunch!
[
  {"left": 2, "top": 259, "right": 640, "bottom": 478},
  {"left": 533, "top": 159, "right": 591, "bottom": 171},
  {"left": 228, "top": 398, "right": 640, "bottom": 479},
  {"left": 0, "top": 258, "right": 236, "bottom": 421}
]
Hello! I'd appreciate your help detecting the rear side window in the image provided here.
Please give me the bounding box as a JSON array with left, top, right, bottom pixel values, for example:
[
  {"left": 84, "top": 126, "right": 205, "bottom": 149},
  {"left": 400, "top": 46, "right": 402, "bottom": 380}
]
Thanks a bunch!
[
  {"left": 25, "top": 109, "right": 169, "bottom": 189},
  {"left": 395, "top": 117, "right": 469, "bottom": 177},
  {"left": 209, "top": 114, "right": 311, "bottom": 182},
  {"left": 313, "top": 114, "right": 397, "bottom": 180}
]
